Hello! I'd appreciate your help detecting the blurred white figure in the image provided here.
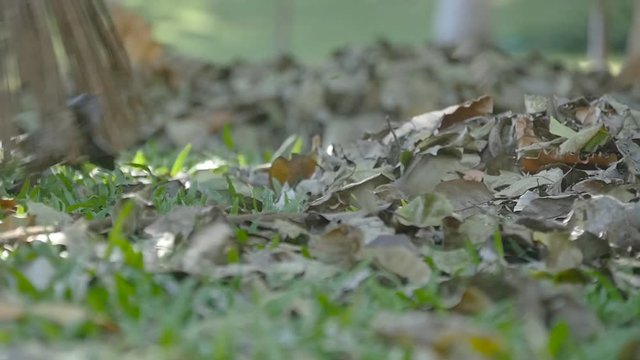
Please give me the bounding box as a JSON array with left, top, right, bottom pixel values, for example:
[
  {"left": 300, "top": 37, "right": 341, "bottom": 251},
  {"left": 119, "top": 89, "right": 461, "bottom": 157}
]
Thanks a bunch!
[
  {"left": 588, "top": 0, "right": 611, "bottom": 71},
  {"left": 434, "top": 0, "right": 492, "bottom": 49}
]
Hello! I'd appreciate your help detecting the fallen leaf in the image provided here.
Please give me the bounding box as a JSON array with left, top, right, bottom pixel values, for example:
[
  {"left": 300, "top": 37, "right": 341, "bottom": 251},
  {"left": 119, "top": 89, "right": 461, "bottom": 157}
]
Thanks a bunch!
[
  {"left": 616, "top": 138, "right": 640, "bottom": 175},
  {"left": 0, "top": 198, "right": 16, "bottom": 212},
  {"left": 373, "top": 311, "right": 505, "bottom": 359},
  {"left": 434, "top": 179, "right": 493, "bottom": 218},
  {"left": 27, "top": 202, "right": 73, "bottom": 227},
  {"left": 363, "top": 234, "right": 431, "bottom": 286},
  {"left": 384, "top": 95, "right": 493, "bottom": 146},
  {"left": 549, "top": 116, "right": 578, "bottom": 139},
  {"left": 396, "top": 193, "right": 454, "bottom": 227},
  {"left": 534, "top": 231, "right": 583, "bottom": 272},
  {"left": 0, "top": 300, "right": 88, "bottom": 326},
  {"left": 396, "top": 152, "right": 479, "bottom": 197},
  {"left": 449, "top": 286, "right": 494, "bottom": 315},
  {"left": 182, "top": 221, "right": 234, "bottom": 273},
  {"left": 486, "top": 168, "right": 563, "bottom": 198},
  {"left": 439, "top": 95, "right": 494, "bottom": 131},
  {"left": 269, "top": 153, "right": 317, "bottom": 187},
  {"left": 308, "top": 224, "right": 363, "bottom": 267},
  {"left": 558, "top": 125, "right": 608, "bottom": 155},
  {"left": 520, "top": 149, "right": 618, "bottom": 174},
  {"left": 568, "top": 195, "right": 640, "bottom": 255},
  {"left": 618, "top": 338, "right": 640, "bottom": 360},
  {"left": 462, "top": 169, "right": 485, "bottom": 182},
  {"left": 22, "top": 257, "right": 56, "bottom": 291}
]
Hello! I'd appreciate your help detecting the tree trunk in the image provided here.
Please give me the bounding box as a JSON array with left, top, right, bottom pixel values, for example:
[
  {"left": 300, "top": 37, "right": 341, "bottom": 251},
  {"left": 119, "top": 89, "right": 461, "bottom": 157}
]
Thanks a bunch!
[
  {"left": 587, "top": 0, "right": 610, "bottom": 71},
  {"left": 274, "top": 0, "right": 294, "bottom": 57},
  {"left": 617, "top": 0, "right": 640, "bottom": 86},
  {"left": 433, "top": 0, "right": 491, "bottom": 49}
]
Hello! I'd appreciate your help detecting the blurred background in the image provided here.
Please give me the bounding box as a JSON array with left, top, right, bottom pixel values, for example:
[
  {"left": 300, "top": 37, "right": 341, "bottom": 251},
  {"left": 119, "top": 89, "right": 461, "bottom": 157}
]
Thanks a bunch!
[
  {"left": 7, "top": 0, "right": 638, "bottom": 168},
  {"left": 120, "top": 0, "right": 634, "bottom": 65},
  {"left": 100, "top": 0, "right": 640, "bottom": 155}
]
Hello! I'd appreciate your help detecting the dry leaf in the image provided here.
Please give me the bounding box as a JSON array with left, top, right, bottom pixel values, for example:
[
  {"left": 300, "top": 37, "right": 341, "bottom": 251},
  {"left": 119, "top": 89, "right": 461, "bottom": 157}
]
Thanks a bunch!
[
  {"left": 462, "top": 169, "right": 485, "bottom": 182},
  {"left": 363, "top": 234, "right": 431, "bottom": 286},
  {"left": 534, "top": 231, "right": 583, "bottom": 272},
  {"left": 109, "top": 1, "right": 175, "bottom": 82},
  {"left": 27, "top": 201, "right": 73, "bottom": 227},
  {"left": 0, "top": 198, "right": 17, "bottom": 212},
  {"left": 182, "top": 221, "right": 234, "bottom": 273},
  {"left": 373, "top": 312, "right": 505, "bottom": 359},
  {"left": 439, "top": 95, "right": 494, "bottom": 130},
  {"left": 309, "top": 224, "right": 363, "bottom": 267},
  {"left": 0, "top": 301, "right": 88, "bottom": 326},
  {"left": 384, "top": 95, "right": 493, "bottom": 145},
  {"left": 269, "top": 153, "right": 317, "bottom": 187}
]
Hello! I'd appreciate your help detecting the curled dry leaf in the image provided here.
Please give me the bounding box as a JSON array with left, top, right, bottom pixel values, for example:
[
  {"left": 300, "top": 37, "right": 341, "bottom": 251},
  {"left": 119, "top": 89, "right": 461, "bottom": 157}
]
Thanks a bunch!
[
  {"left": 515, "top": 112, "right": 617, "bottom": 174},
  {"left": 439, "top": 95, "right": 494, "bottom": 131},
  {"left": 384, "top": 95, "right": 493, "bottom": 146}
]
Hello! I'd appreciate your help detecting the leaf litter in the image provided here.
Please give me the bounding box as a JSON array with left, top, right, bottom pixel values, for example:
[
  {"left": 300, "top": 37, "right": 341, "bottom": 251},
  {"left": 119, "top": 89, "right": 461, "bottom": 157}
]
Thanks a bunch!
[{"left": 3, "top": 42, "right": 640, "bottom": 358}]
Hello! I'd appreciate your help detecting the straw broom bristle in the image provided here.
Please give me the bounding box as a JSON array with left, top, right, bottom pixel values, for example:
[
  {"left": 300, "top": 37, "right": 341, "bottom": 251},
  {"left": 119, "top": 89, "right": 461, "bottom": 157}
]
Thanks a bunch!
[{"left": 0, "top": 0, "right": 145, "bottom": 171}]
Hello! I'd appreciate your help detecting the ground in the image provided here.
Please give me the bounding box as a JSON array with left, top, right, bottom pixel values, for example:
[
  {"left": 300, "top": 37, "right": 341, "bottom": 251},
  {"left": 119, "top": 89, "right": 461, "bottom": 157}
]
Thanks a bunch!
[{"left": 1, "top": 39, "right": 640, "bottom": 360}]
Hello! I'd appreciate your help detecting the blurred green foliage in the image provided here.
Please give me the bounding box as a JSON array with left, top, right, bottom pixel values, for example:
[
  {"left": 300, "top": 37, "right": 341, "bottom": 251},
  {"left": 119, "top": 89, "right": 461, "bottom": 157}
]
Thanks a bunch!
[{"left": 121, "top": 0, "right": 632, "bottom": 63}]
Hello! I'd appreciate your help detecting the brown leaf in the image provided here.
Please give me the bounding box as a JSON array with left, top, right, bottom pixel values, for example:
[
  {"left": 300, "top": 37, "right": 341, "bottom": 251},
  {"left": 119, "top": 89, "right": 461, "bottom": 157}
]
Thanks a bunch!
[
  {"left": 515, "top": 113, "right": 618, "bottom": 173},
  {"left": 269, "top": 153, "right": 317, "bottom": 187},
  {"left": 439, "top": 95, "right": 494, "bottom": 131},
  {"left": 109, "top": 1, "right": 174, "bottom": 81},
  {"left": 0, "top": 198, "right": 17, "bottom": 211},
  {"left": 514, "top": 114, "right": 540, "bottom": 148},
  {"left": 520, "top": 149, "right": 618, "bottom": 174},
  {"left": 383, "top": 95, "right": 493, "bottom": 146},
  {"left": 618, "top": 338, "right": 640, "bottom": 360},
  {"left": 450, "top": 286, "right": 494, "bottom": 315}
]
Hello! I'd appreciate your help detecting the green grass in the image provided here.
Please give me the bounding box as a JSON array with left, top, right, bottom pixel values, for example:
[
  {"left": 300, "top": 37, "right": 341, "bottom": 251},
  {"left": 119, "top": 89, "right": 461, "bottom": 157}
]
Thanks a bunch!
[
  {"left": 1, "top": 140, "right": 638, "bottom": 359},
  {"left": 120, "top": 0, "right": 633, "bottom": 64}
]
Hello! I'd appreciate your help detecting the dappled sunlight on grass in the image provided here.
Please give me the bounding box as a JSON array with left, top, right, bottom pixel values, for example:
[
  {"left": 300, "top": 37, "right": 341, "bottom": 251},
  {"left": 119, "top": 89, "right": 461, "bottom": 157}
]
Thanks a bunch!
[{"left": 118, "top": 0, "right": 632, "bottom": 64}]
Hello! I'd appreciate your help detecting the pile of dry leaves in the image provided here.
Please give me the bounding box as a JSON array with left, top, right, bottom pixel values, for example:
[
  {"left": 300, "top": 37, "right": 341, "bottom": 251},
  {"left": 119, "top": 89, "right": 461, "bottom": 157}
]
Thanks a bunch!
[
  {"left": 150, "top": 41, "right": 639, "bottom": 154},
  {"left": 6, "top": 89, "right": 638, "bottom": 358}
]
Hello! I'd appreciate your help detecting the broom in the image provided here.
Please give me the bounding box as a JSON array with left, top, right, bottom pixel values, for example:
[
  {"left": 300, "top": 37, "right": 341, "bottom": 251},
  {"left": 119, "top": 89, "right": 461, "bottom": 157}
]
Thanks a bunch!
[{"left": 0, "top": 0, "right": 146, "bottom": 174}]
